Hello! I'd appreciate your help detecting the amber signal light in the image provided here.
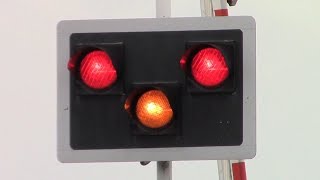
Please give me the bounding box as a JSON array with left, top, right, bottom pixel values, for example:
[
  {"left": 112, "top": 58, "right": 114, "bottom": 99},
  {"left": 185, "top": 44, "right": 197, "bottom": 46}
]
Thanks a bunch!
[{"left": 135, "top": 90, "right": 173, "bottom": 129}]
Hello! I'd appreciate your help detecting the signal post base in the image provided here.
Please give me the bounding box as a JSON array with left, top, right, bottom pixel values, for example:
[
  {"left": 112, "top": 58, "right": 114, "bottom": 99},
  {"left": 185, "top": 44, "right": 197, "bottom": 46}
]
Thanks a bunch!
[
  {"left": 154, "top": 160, "right": 246, "bottom": 180},
  {"left": 157, "top": 161, "right": 172, "bottom": 180}
]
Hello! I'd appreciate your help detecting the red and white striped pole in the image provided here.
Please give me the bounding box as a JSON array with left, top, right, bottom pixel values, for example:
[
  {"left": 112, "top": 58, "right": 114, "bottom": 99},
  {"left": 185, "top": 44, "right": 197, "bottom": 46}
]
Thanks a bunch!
[
  {"left": 217, "top": 160, "right": 247, "bottom": 180},
  {"left": 200, "top": 1, "right": 248, "bottom": 180},
  {"left": 200, "top": 0, "right": 229, "bottom": 17},
  {"left": 231, "top": 160, "right": 247, "bottom": 180},
  {"left": 211, "top": 0, "right": 229, "bottom": 16}
]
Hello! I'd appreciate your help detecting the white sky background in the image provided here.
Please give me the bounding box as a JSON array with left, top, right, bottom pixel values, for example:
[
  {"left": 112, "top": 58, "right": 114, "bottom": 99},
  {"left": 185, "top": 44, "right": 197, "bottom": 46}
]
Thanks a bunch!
[{"left": 0, "top": 0, "right": 320, "bottom": 179}]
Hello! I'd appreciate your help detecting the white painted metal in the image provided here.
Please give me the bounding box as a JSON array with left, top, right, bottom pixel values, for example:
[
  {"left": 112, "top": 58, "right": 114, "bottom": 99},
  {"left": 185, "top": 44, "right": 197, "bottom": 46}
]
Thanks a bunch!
[
  {"left": 200, "top": 0, "right": 213, "bottom": 16},
  {"left": 218, "top": 160, "right": 233, "bottom": 180},
  {"left": 157, "top": 161, "right": 172, "bottom": 180},
  {"left": 156, "top": 0, "right": 171, "bottom": 18}
]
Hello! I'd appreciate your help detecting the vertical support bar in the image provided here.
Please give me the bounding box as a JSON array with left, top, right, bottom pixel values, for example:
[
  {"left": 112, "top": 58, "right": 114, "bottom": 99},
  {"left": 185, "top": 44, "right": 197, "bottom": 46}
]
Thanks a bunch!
[
  {"left": 218, "top": 160, "right": 233, "bottom": 180},
  {"left": 156, "top": 0, "right": 171, "bottom": 18},
  {"left": 155, "top": 1, "right": 171, "bottom": 178},
  {"left": 157, "top": 161, "right": 172, "bottom": 180},
  {"left": 200, "top": 0, "right": 213, "bottom": 16}
]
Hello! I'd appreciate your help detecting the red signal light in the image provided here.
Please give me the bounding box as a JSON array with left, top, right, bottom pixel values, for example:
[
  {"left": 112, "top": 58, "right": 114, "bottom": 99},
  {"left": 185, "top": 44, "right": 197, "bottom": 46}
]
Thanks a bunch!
[
  {"left": 80, "top": 50, "right": 117, "bottom": 89},
  {"left": 191, "top": 47, "right": 229, "bottom": 87},
  {"left": 135, "top": 90, "right": 173, "bottom": 129}
]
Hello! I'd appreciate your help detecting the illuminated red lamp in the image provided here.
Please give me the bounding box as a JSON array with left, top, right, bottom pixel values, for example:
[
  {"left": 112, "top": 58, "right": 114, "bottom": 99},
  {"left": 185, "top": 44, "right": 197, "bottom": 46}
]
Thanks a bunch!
[
  {"left": 191, "top": 47, "right": 229, "bottom": 87},
  {"left": 80, "top": 50, "right": 117, "bottom": 89}
]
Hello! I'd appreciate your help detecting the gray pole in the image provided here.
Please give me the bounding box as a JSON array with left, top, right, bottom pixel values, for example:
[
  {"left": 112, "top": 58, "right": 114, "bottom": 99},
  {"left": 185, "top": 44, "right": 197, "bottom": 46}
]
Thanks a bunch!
[
  {"left": 155, "top": 4, "right": 172, "bottom": 179},
  {"left": 156, "top": 0, "right": 171, "bottom": 18},
  {"left": 157, "top": 161, "right": 172, "bottom": 180}
]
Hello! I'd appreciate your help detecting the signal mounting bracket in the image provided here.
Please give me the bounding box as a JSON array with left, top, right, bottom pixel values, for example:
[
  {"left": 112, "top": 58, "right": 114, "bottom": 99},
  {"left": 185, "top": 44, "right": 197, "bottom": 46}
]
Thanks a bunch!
[{"left": 154, "top": 1, "right": 172, "bottom": 179}]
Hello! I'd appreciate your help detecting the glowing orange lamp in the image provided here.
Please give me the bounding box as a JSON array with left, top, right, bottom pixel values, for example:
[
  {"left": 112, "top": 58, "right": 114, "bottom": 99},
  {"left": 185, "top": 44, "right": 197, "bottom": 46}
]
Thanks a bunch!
[{"left": 135, "top": 90, "right": 173, "bottom": 129}]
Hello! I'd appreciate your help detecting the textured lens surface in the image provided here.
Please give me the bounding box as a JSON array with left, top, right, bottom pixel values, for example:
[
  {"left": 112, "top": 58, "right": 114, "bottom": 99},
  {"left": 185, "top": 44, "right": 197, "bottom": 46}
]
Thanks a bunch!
[
  {"left": 136, "top": 90, "right": 173, "bottom": 129},
  {"left": 80, "top": 50, "right": 117, "bottom": 89},
  {"left": 191, "top": 47, "right": 229, "bottom": 87}
]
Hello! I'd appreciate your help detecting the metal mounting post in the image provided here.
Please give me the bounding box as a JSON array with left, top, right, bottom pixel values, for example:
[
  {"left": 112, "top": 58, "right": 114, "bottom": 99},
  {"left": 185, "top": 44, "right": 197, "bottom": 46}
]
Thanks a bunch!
[
  {"left": 155, "top": 1, "right": 172, "bottom": 177},
  {"left": 200, "top": 0, "right": 214, "bottom": 16},
  {"left": 156, "top": 0, "right": 171, "bottom": 18},
  {"left": 157, "top": 161, "right": 172, "bottom": 180}
]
